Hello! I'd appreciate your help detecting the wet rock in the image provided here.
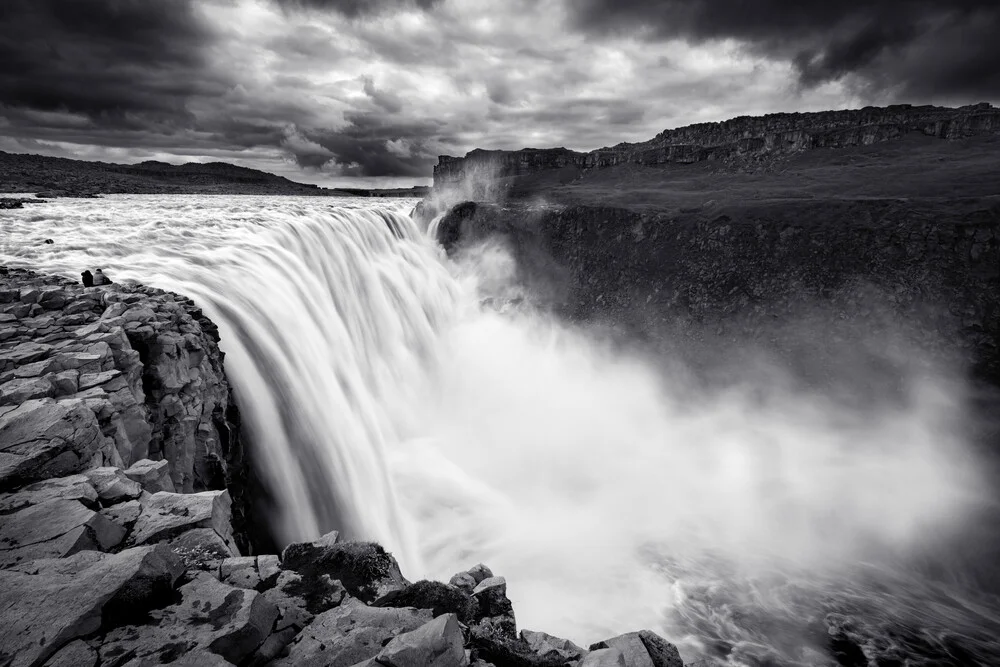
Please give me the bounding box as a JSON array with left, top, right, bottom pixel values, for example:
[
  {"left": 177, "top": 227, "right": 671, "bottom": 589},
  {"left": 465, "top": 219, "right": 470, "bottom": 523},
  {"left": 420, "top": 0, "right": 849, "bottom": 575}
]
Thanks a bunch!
[
  {"left": 42, "top": 639, "right": 98, "bottom": 667},
  {"left": 129, "top": 490, "right": 235, "bottom": 550},
  {"left": 272, "top": 599, "right": 432, "bottom": 667},
  {"left": 374, "top": 579, "right": 479, "bottom": 623},
  {"left": 0, "top": 398, "right": 105, "bottom": 490},
  {"left": 589, "top": 631, "right": 683, "bottom": 667},
  {"left": 450, "top": 571, "right": 477, "bottom": 593},
  {"left": 0, "top": 473, "right": 97, "bottom": 512},
  {"left": 580, "top": 648, "right": 627, "bottom": 667},
  {"left": 522, "top": 629, "right": 588, "bottom": 663},
  {"left": 100, "top": 499, "right": 142, "bottom": 531},
  {"left": 169, "top": 527, "right": 239, "bottom": 570},
  {"left": 281, "top": 536, "right": 407, "bottom": 604},
  {"left": 0, "top": 498, "right": 125, "bottom": 567},
  {"left": 376, "top": 613, "right": 469, "bottom": 667},
  {"left": 257, "top": 554, "right": 280, "bottom": 584},
  {"left": 0, "top": 375, "right": 55, "bottom": 404},
  {"left": 83, "top": 466, "right": 142, "bottom": 503},
  {"left": 98, "top": 572, "right": 278, "bottom": 667},
  {"left": 467, "top": 563, "right": 494, "bottom": 584},
  {"left": 0, "top": 544, "right": 183, "bottom": 667},
  {"left": 220, "top": 556, "right": 260, "bottom": 589},
  {"left": 123, "top": 458, "right": 176, "bottom": 493}
]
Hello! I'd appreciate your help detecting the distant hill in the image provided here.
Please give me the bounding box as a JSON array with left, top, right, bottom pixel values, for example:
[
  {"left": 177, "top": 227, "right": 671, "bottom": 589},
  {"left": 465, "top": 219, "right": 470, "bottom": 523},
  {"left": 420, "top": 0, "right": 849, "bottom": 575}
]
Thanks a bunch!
[{"left": 0, "top": 151, "right": 429, "bottom": 197}]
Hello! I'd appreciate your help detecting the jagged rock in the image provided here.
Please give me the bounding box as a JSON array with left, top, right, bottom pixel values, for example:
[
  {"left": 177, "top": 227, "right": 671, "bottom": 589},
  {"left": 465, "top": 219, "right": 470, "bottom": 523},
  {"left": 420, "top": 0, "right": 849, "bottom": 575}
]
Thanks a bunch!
[
  {"left": 100, "top": 499, "right": 142, "bottom": 530},
  {"left": 0, "top": 375, "right": 54, "bottom": 404},
  {"left": 0, "top": 473, "right": 97, "bottom": 512},
  {"left": 129, "top": 490, "right": 235, "bottom": 551},
  {"left": 262, "top": 571, "right": 318, "bottom": 632},
  {"left": 272, "top": 599, "right": 432, "bottom": 667},
  {"left": 123, "top": 458, "right": 175, "bottom": 493},
  {"left": 84, "top": 466, "right": 142, "bottom": 503},
  {"left": 0, "top": 544, "right": 183, "bottom": 667},
  {"left": 467, "top": 563, "right": 494, "bottom": 584},
  {"left": 374, "top": 579, "right": 478, "bottom": 623},
  {"left": 169, "top": 527, "right": 239, "bottom": 569},
  {"left": 0, "top": 498, "right": 125, "bottom": 567},
  {"left": 579, "top": 648, "right": 627, "bottom": 667},
  {"left": 98, "top": 572, "right": 278, "bottom": 667},
  {"left": 375, "top": 613, "right": 469, "bottom": 667},
  {"left": 450, "top": 571, "right": 477, "bottom": 593},
  {"left": 42, "top": 639, "right": 98, "bottom": 667},
  {"left": 281, "top": 537, "right": 407, "bottom": 604},
  {"left": 589, "top": 631, "right": 683, "bottom": 667},
  {"left": 522, "top": 629, "right": 588, "bottom": 663},
  {"left": 221, "top": 556, "right": 260, "bottom": 589},
  {"left": 257, "top": 554, "right": 280, "bottom": 584},
  {"left": 0, "top": 398, "right": 105, "bottom": 490}
]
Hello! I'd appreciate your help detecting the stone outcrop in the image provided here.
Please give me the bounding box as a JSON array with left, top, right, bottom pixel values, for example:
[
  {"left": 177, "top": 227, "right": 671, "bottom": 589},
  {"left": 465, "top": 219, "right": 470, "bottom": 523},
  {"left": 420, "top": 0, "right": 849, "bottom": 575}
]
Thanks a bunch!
[
  {"left": 433, "top": 102, "right": 1000, "bottom": 188},
  {"left": 0, "top": 267, "right": 240, "bottom": 494},
  {"left": 0, "top": 265, "right": 687, "bottom": 666}
]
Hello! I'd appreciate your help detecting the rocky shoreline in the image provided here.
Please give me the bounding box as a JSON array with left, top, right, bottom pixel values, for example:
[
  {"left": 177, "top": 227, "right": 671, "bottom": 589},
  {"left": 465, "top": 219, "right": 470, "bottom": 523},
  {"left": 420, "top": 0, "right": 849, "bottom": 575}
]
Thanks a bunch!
[{"left": 0, "top": 266, "right": 684, "bottom": 667}]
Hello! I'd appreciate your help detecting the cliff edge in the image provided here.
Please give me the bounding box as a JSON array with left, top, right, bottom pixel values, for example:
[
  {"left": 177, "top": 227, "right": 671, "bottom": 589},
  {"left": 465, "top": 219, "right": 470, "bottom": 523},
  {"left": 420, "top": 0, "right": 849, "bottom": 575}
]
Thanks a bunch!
[{"left": 0, "top": 267, "right": 685, "bottom": 667}]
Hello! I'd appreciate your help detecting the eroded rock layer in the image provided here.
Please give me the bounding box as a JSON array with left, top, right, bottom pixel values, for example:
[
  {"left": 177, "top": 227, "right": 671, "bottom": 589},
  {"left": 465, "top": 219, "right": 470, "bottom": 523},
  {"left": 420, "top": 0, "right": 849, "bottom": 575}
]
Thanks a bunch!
[{"left": 434, "top": 102, "right": 1000, "bottom": 186}]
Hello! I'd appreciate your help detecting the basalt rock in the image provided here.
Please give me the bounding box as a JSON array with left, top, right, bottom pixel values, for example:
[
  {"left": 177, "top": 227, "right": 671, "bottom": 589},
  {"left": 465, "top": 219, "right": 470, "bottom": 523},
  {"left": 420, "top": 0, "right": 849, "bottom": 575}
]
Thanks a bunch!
[{"left": 0, "top": 266, "right": 688, "bottom": 667}]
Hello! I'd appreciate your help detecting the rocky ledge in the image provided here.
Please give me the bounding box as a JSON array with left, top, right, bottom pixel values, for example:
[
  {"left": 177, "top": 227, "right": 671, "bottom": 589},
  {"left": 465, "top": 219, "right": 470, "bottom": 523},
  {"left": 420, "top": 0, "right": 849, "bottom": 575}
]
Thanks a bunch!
[{"left": 0, "top": 266, "right": 684, "bottom": 667}]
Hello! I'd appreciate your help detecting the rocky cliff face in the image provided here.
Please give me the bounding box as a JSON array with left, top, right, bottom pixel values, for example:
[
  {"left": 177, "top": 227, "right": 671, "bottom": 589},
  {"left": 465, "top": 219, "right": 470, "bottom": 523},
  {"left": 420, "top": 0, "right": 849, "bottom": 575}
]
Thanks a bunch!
[
  {"left": 0, "top": 267, "right": 239, "bottom": 494},
  {"left": 0, "top": 266, "right": 686, "bottom": 667},
  {"left": 434, "top": 103, "right": 1000, "bottom": 187},
  {"left": 435, "top": 196, "right": 1000, "bottom": 394}
]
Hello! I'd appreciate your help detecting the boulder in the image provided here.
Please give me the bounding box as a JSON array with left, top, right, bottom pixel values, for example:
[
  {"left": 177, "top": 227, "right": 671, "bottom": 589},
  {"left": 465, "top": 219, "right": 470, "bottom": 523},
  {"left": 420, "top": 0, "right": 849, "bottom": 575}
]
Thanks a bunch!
[
  {"left": 589, "top": 631, "right": 683, "bottom": 667},
  {"left": 376, "top": 613, "right": 469, "bottom": 667},
  {"left": 220, "top": 556, "right": 260, "bottom": 589},
  {"left": 374, "top": 579, "right": 478, "bottom": 623},
  {"left": 0, "top": 375, "right": 54, "bottom": 404},
  {"left": 0, "top": 399, "right": 105, "bottom": 490},
  {"left": 100, "top": 499, "right": 143, "bottom": 531},
  {"left": 98, "top": 572, "right": 278, "bottom": 667},
  {"left": 281, "top": 537, "right": 407, "bottom": 604},
  {"left": 83, "top": 466, "right": 142, "bottom": 503},
  {"left": 168, "top": 528, "right": 239, "bottom": 570},
  {"left": 450, "top": 571, "right": 477, "bottom": 593},
  {"left": 129, "top": 490, "right": 235, "bottom": 551},
  {"left": 273, "top": 599, "right": 432, "bottom": 667},
  {"left": 41, "top": 639, "right": 98, "bottom": 667},
  {"left": 123, "top": 458, "right": 176, "bottom": 493},
  {"left": 473, "top": 576, "right": 516, "bottom": 639},
  {"left": 0, "top": 473, "right": 97, "bottom": 512},
  {"left": 467, "top": 563, "right": 494, "bottom": 584},
  {"left": 0, "top": 498, "right": 125, "bottom": 567},
  {"left": 521, "top": 630, "right": 588, "bottom": 663},
  {"left": 580, "top": 648, "right": 627, "bottom": 667},
  {"left": 0, "top": 545, "right": 183, "bottom": 667}
]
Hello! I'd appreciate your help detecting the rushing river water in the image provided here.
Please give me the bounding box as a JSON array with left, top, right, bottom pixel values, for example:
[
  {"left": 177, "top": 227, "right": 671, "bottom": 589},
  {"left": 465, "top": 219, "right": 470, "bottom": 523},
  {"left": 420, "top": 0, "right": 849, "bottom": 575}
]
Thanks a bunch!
[{"left": 2, "top": 194, "right": 999, "bottom": 665}]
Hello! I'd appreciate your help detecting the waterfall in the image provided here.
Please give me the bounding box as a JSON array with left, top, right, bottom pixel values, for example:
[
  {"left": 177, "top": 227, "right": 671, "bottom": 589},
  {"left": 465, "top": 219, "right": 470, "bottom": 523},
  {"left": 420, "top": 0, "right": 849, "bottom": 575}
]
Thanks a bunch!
[{"left": 2, "top": 194, "right": 996, "bottom": 662}]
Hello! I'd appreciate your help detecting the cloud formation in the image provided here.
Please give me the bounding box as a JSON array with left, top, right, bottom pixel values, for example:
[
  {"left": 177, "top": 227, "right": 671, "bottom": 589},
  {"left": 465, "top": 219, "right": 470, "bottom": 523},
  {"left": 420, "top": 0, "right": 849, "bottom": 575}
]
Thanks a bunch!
[
  {"left": 568, "top": 0, "right": 1000, "bottom": 99},
  {"left": 0, "top": 0, "right": 995, "bottom": 186}
]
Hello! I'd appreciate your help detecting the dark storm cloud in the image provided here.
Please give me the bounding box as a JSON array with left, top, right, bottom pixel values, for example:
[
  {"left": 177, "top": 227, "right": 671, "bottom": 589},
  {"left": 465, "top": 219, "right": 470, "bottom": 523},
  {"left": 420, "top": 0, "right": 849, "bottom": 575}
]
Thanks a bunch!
[
  {"left": 0, "top": 0, "right": 223, "bottom": 121},
  {"left": 568, "top": 0, "right": 1000, "bottom": 98},
  {"left": 273, "top": 0, "right": 441, "bottom": 18}
]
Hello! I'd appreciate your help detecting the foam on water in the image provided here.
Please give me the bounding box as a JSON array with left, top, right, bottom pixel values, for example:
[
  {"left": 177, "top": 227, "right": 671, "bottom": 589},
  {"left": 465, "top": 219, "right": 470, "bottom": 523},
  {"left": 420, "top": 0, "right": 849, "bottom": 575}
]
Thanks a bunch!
[{"left": 2, "top": 194, "right": 998, "bottom": 665}]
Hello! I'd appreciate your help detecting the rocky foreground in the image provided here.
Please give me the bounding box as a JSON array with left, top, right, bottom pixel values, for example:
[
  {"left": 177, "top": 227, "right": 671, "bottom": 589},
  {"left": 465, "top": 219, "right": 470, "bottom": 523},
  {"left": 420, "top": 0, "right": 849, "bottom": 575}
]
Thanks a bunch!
[{"left": 0, "top": 267, "right": 684, "bottom": 667}]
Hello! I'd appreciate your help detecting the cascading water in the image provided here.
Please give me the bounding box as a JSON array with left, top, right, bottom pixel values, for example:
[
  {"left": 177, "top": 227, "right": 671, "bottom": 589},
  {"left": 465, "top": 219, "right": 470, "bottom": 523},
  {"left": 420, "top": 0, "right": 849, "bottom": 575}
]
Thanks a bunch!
[{"left": 3, "top": 194, "right": 999, "bottom": 665}]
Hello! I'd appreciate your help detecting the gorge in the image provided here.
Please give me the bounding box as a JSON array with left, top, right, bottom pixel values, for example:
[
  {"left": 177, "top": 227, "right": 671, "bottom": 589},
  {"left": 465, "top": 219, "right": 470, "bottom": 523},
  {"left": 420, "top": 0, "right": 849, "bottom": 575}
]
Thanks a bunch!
[{"left": 1, "top": 101, "right": 1000, "bottom": 666}]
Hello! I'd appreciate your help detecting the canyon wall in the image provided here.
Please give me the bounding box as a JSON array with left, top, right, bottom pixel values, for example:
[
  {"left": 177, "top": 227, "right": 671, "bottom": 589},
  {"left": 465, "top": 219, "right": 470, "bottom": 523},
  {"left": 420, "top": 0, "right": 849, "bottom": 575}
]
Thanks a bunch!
[{"left": 434, "top": 103, "right": 1000, "bottom": 186}]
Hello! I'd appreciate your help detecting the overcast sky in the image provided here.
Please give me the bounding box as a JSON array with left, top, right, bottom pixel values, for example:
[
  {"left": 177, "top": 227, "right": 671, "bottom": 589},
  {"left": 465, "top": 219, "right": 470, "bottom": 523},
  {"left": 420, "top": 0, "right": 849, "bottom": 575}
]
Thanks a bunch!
[{"left": 1, "top": 0, "right": 997, "bottom": 187}]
